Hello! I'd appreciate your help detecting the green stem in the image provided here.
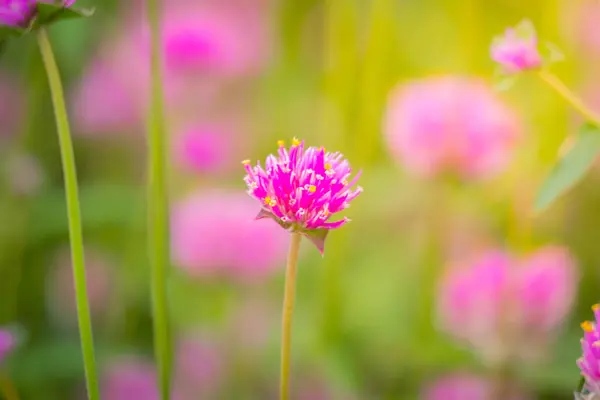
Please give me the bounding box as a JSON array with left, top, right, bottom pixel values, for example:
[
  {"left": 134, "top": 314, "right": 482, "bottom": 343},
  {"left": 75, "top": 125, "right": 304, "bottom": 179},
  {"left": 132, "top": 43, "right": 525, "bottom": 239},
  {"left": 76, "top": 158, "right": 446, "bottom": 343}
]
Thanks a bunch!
[
  {"left": 36, "top": 29, "right": 99, "bottom": 400},
  {"left": 0, "top": 372, "right": 19, "bottom": 400},
  {"left": 538, "top": 70, "right": 600, "bottom": 126},
  {"left": 146, "top": 0, "right": 172, "bottom": 398},
  {"left": 279, "top": 233, "right": 302, "bottom": 400}
]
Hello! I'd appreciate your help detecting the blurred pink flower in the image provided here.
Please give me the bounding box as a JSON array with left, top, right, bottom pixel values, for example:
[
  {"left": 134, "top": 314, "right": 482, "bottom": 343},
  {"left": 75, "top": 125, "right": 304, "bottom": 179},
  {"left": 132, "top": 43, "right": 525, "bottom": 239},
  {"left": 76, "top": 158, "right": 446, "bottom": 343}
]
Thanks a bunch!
[
  {"left": 243, "top": 138, "right": 363, "bottom": 254},
  {"left": 578, "top": 305, "right": 600, "bottom": 396},
  {"left": 438, "top": 246, "right": 577, "bottom": 365},
  {"left": 173, "top": 125, "right": 232, "bottom": 174},
  {"left": 563, "top": 1, "right": 600, "bottom": 57},
  {"left": 0, "top": 329, "right": 15, "bottom": 365},
  {"left": 0, "top": 72, "right": 23, "bottom": 137},
  {"left": 384, "top": 76, "right": 520, "bottom": 180},
  {"left": 422, "top": 374, "right": 527, "bottom": 400},
  {"left": 491, "top": 20, "right": 541, "bottom": 74},
  {"left": 48, "top": 249, "right": 114, "bottom": 325},
  {"left": 0, "top": 0, "right": 76, "bottom": 28},
  {"left": 173, "top": 336, "right": 223, "bottom": 398},
  {"left": 71, "top": 62, "right": 140, "bottom": 136},
  {"left": 171, "top": 190, "right": 287, "bottom": 281},
  {"left": 101, "top": 358, "right": 162, "bottom": 400}
]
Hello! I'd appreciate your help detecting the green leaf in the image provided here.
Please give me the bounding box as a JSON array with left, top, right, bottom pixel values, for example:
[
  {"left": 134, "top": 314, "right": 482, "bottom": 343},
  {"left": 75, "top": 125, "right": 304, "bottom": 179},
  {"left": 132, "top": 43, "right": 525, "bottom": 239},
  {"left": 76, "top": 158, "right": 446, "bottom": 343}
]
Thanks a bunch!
[
  {"left": 0, "top": 25, "right": 26, "bottom": 42},
  {"left": 34, "top": 3, "right": 94, "bottom": 29},
  {"left": 535, "top": 123, "right": 600, "bottom": 212}
]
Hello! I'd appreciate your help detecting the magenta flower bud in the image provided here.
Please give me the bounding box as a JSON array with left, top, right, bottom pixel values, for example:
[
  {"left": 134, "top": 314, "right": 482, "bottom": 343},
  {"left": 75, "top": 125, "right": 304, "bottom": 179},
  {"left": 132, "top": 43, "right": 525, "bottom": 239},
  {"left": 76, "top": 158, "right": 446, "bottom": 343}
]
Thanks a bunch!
[
  {"left": 384, "top": 76, "right": 520, "bottom": 179},
  {"left": 491, "top": 20, "right": 542, "bottom": 74},
  {"left": 438, "top": 246, "right": 577, "bottom": 365},
  {"left": 243, "top": 138, "right": 362, "bottom": 254},
  {"left": 577, "top": 305, "right": 600, "bottom": 396},
  {"left": 0, "top": 0, "right": 75, "bottom": 28}
]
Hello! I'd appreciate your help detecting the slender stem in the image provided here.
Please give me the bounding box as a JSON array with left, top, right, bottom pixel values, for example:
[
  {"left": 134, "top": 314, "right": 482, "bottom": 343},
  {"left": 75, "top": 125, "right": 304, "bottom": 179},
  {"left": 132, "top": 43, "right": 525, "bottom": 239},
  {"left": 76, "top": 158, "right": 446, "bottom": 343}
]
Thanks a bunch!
[
  {"left": 538, "top": 70, "right": 600, "bottom": 126},
  {"left": 146, "top": 0, "right": 172, "bottom": 398},
  {"left": 36, "top": 29, "right": 99, "bottom": 400},
  {"left": 0, "top": 372, "right": 19, "bottom": 400},
  {"left": 279, "top": 233, "right": 302, "bottom": 400}
]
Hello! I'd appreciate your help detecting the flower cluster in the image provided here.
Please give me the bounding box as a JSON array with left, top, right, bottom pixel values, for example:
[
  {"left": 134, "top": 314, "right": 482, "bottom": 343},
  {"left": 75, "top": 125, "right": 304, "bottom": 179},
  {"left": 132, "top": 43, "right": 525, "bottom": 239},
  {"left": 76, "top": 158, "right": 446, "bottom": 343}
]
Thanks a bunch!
[
  {"left": 577, "top": 305, "right": 600, "bottom": 397},
  {"left": 243, "top": 138, "right": 362, "bottom": 253}
]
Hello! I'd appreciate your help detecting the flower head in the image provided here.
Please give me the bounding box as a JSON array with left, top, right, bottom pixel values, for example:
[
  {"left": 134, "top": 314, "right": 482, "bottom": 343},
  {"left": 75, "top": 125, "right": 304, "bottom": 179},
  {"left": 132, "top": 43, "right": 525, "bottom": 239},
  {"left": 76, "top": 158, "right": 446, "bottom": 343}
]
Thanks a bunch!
[
  {"left": 0, "top": 329, "right": 15, "bottom": 365},
  {"left": 384, "top": 76, "right": 520, "bottom": 179},
  {"left": 0, "top": 0, "right": 75, "bottom": 28},
  {"left": 491, "top": 20, "right": 542, "bottom": 74},
  {"left": 577, "top": 305, "right": 600, "bottom": 396},
  {"left": 438, "top": 246, "right": 577, "bottom": 365},
  {"left": 243, "top": 138, "right": 362, "bottom": 254}
]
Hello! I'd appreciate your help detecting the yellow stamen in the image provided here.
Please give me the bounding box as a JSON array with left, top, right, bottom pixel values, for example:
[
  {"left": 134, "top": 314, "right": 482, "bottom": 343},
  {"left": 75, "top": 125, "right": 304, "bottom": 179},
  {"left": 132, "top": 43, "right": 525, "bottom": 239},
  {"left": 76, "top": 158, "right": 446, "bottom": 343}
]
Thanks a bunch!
[
  {"left": 277, "top": 140, "right": 285, "bottom": 147},
  {"left": 291, "top": 137, "right": 300, "bottom": 146},
  {"left": 324, "top": 163, "right": 332, "bottom": 170},
  {"left": 593, "top": 304, "right": 600, "bottom": 312},
  {"left": 582, "top": 321, "right": 594, "bottom": 332},
  {"left": 308, "top": 185, "right": 316, "bottom": 193},
  {"left": 242, "top": 159, "right": 251, "bottom": 165},
  {"left": 264, "top": 196, "right": 271, "bottom": 205}
]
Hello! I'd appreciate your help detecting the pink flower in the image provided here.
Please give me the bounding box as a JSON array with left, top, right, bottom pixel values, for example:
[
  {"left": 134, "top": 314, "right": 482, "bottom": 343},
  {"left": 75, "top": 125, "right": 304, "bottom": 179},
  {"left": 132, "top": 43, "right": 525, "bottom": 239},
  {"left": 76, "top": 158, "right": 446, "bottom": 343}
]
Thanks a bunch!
[
  {"left": 171, "top": 189, "right": 287, "bottom": 280},
  {"left": 491, "top": 20, "right": 542, "bottom": 73},
  {"left": 0, "top": 329, "right": 15, "bottom": 365},
  {"left": 0, "top": 0, "right": 75, "bottom": 28},
  {"left": 438, "top": 246, "right": 577, "bottom": 365},
  {"left": 243, "top": 138, "right": 362, "bottom": 254},
  {"left": 173, "top": 125, "right": 232, "bottom": 174},
  {"left": 101, "top": 358, "right": 162, "bottom": 400},
  {"left": 173, "top": 336, "right": 223, "bottom": 398},
  {"left": 578, "top": 305, "right": 600, "bottom": 396},
  {"left": 384, "top": 76, "right": 520, "bottom": 179},
  {"left": 71, "top": 62, "right": 140, "bottom": 136},
  {"left": 422, "top": 374, "right": 528, "bottom": 400}
]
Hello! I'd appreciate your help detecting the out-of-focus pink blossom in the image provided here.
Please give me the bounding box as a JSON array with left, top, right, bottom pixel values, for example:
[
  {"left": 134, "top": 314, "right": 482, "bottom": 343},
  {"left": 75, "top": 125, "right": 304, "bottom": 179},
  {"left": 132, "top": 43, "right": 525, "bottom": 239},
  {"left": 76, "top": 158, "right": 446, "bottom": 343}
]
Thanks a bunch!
[
  {"left": 173, "top": 125, "right": 232, "bottom": 174},
  {"left": 384, "top": 76, "right": 520, "bottom": 180},
  {"left": 422, "top": 374, "right": 528, "bottom": 400},
  {"left": 243, "top": 138, "right": 362, "bottom": 254},
  {"left": 173, "top": 336, "right": 223, "bottom": 398},
  {"left": 577, "top": 305, "right": 600, "bottom": 396},
  {"left": 48, "top": 249, "right": 114, "bottom": 325},
  {"left": 491, "top": 20, "right": 542, "bottom": 73},
  {"left": 563, "top": 1, "right": 600, "bottom": 58},
  {"left": 101, "top": 358, "right": 162, "bottom": 400},
  {"left": 438, "top": 246, "right": 577, "bottom": 365},
  {"left": 171, "top": 190, "right": 287, "bottom": 281},
  {"left": 71, "top": 62, "right": 140, "bottom": 136},
  {"left": 0, "top": 73, "right": 23, "bottom": 137},
  {"left": 0, "top": 329, "right": 15, "bottom": 365}
]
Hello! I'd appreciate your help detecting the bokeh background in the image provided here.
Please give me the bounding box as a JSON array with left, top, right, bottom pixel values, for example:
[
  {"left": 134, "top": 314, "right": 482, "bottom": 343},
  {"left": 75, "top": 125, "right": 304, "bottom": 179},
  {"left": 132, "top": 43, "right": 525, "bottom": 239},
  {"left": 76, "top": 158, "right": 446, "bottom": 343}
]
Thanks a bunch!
[{"left": 1, "top": 0, "right": 600, "bottom": 398}]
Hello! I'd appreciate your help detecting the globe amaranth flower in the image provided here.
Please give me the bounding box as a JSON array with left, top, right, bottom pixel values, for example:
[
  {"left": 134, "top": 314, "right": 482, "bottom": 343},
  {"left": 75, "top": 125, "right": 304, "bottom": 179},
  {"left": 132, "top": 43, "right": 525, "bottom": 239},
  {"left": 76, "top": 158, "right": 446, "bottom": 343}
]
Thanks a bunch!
[
  {"left": 577, "top": 304, "right": 600, "bottom": 397},
  {"left": 0, "top": 0, "right": 75, "bottom": 28},
  {"left": 438, "top": 246, "right": 577, "bottom": 366},
  {"left": 243, "top": 138, "right": 362, "bottom": 254},
  {"left": 491, "top": 20, "right": 542, "bottom": 73}
]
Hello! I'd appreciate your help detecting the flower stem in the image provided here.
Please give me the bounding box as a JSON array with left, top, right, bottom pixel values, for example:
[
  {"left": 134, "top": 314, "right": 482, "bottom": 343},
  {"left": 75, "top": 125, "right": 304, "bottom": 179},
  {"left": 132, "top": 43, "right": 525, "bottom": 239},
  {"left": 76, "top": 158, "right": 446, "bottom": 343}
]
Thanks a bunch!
[
  {"left": 36, "top": 29, "right": 99, "bottom": 400},
  {"left": 146, "top": 0, "right": 172, "bottom": 398},
  {"left": 538, "top": 70, "right": 600, "bottom": 126},
  {"left": 0, "top": 372, "right": 19, "bottom": 400},
  {"left": 279, "top": 233, "right": 302, "bottom": 400}
]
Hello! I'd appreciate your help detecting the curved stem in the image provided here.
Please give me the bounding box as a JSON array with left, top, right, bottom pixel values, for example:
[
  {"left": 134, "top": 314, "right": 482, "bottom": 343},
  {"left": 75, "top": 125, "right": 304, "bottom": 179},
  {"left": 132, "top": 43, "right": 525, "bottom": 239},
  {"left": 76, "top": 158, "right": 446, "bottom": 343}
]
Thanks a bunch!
[
  {"left": 279, "top": 233, "right": 302, "bottom": 400},
  {"left": 538, "top": 70, "right": 600, "bottom": 126},
  {"left": 146, "top": 0, "right": 172, "bottom": 398},
  {"left": 36, "top": 29, "right": 99, "bottom": 400}
]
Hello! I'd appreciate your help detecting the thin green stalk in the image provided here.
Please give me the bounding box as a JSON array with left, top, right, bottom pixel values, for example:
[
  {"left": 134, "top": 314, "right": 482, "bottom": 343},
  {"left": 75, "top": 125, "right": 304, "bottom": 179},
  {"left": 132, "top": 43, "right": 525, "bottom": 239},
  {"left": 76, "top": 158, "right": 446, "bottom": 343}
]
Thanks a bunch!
[
  {"left": 146, "top": 0, "right": 172, "bottom": 398},
  {"left": 36, "top": 29, "right": 99, "bottom": 400},
  {"left": 0, "top": 372, "right": 19, "bottom": 400},
  {"left": 280, "top": 233, "right": 302, "bottom": 400},
  {"left": 538, "top": 70, "right": 600, "bottom": 126}
]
